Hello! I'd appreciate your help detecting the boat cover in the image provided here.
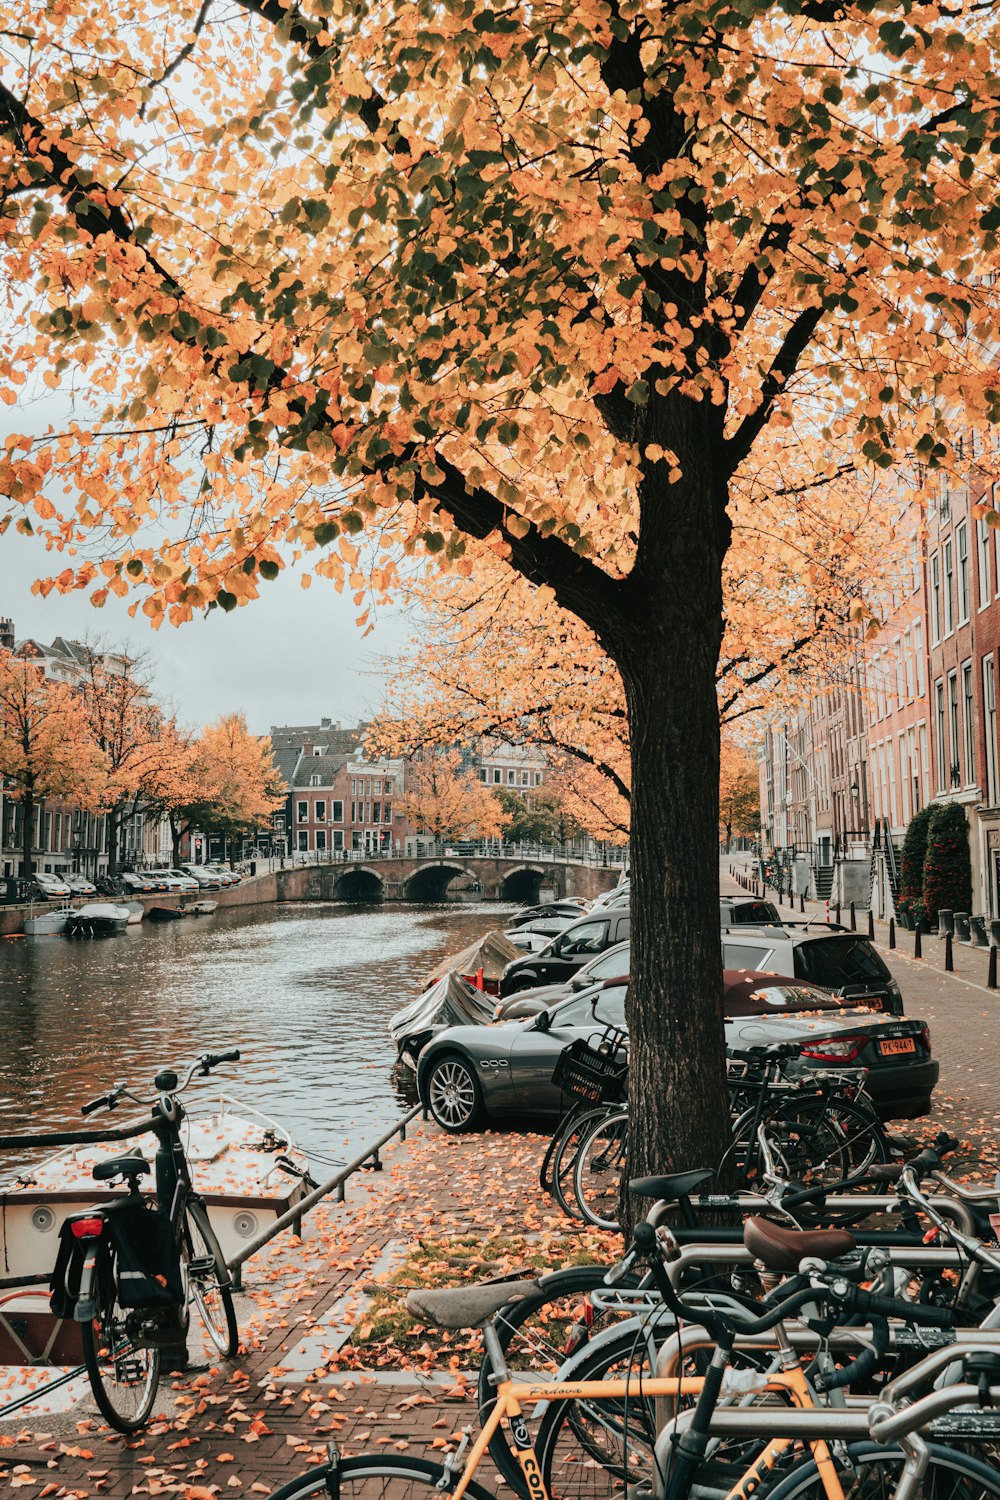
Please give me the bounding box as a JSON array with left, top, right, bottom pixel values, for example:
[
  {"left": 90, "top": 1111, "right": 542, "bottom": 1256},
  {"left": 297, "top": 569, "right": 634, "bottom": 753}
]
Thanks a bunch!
[
  {"left": 389, "top": 972, "right": 497, "bottom": 1049},
  {"left": 423, "top": 929, "right": 522, "bottom": 990}
]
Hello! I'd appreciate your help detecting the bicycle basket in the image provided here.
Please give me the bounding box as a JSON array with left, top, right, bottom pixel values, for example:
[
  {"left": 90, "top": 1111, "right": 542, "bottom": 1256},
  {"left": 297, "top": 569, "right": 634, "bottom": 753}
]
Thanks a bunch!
[{"left": 551, "top": 1038, "right": 628, "bottom": 1104}]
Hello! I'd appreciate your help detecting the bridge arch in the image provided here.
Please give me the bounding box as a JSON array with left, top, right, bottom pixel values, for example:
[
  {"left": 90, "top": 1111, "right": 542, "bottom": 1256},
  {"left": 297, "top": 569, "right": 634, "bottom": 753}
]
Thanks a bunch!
[
  {"left": 499, "top": 864, "right": 545, "bottom": 904},
  {"left": 402, "top": 861, "right": 471, "bottom": 903},
  {"left": 332, "top": 866, "right": 385, "bottom": 902}
]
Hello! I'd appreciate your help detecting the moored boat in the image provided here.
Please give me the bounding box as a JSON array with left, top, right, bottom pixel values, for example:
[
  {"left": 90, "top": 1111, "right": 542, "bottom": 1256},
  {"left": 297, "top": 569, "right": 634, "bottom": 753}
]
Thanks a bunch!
[
  {"left": 65, "top": 902, "right": 130, "bottom": 938},
  {"left": 23, "top": 906, "right": 78, "bottom": 937},
  {"left": 147, "top": 904, "right": 189, "bottom": 921},
  {"left": 123, "top": 900, "right": 145, "bottom": 924},
  {"left": 0, "top": 1101, "right": 315, "bottom": 1363},
  {"left": 191, "top": 899, "right": 218, "bottom": 915}
]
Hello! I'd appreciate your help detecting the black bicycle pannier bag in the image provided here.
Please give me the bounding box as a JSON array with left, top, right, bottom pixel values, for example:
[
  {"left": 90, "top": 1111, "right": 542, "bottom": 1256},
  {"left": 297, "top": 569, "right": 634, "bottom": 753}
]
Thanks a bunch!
[
  {"left": 104, "top": 1198, "right": 181, "bottom": 1309},
  {"left": 49, "top": 1219, "right": 85, "bottom": 1319}
]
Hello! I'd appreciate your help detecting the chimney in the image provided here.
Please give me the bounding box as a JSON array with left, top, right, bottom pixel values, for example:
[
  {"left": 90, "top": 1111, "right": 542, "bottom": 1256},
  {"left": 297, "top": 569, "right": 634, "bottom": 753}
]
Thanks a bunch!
[
  {"left": 0, "top": 618, "right": 14, "bottom": 652},
  {"left": 303, "top": 739, "right": 313, "bottom": 756}
]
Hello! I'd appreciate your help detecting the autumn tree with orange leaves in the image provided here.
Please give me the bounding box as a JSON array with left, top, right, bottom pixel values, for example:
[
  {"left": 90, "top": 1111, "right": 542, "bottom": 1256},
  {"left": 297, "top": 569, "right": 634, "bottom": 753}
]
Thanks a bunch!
[
  {"left": 397, "top": 749, "right": 509, "bottom": 845},
  {"left": 0, "top": 652, "right": 106, "bottom": 882},
  {"left": 180, "top": 714, "right": 287, "bottom": 866},
  {"left": 4, "top": 0, "right": 1000, "bottom": 1180},
  {"left": 719, "top": 740, "right": 760, "bottom": 852}
]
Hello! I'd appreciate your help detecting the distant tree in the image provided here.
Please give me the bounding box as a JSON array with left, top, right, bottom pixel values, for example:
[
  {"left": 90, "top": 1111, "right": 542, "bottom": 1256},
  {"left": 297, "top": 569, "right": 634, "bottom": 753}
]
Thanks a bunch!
[
  {"left": 0, "top": 652, "right": 106, "bottom": 881},
  {"left": 719, "top": 742, "right": 760, "bottom": 851},
  {"left": 186, "top": 714, "right": 286, "bottom": 865},
  {"left": 497, "top": 784, "right": 585, "bottom": 845},
  {"left": 922, "top": 804, "right": 972, "bottom": 927},
  {"left": 398, "top": 750, "right": 509, "bottom": 844},
  {"left": 79, "top": 649, "right": 184, "bottom": 875},
  {"left": 896, "top": 806, "right": 934, "bottom": 929}
]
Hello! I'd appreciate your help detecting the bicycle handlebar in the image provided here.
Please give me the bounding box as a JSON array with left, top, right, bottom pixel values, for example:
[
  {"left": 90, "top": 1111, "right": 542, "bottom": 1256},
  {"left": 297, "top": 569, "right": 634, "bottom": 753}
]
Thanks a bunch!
[
  {"left": 80, "top": 1050, "right": 241, "bottom": 1115},
  {"left": 813, "top": 1314, "right": 889, "bottom": 1392}
]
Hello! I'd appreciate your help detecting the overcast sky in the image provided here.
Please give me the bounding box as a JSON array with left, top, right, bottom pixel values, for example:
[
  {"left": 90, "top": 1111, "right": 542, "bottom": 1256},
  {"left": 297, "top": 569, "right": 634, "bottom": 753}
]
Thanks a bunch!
[{"left": 0, "top": 526, "right": 412, "bottom": 735}]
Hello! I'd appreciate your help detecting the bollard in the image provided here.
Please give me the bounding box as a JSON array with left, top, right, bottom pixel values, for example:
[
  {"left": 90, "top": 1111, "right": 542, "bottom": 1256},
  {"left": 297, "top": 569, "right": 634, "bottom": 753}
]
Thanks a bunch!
[
  {"left": 888, "top": 917, "right": 896, "bottom": 949},
  {"left": 867, "top": 909, "right": 875, "bottom": 940},
  {"left": 834, "top": 903, "right": 841, "bottom": 927},
  {"left": 944, "top": 932, "right": 953, "bottom": 972},
  {"left": 914, "top": 921, "right": 922, "bottom": 959},
  {"left": 849, "top": 901, "right": 856, "bottom": 931},
  {"left": 800, "top": 892, "right": 805, "bottom": 913},
  {"left": 990, "top": 947, "right": 998, "bottom": 990},
  {"left": 938, "top": 909, "right": 954, "bottom": 938}
]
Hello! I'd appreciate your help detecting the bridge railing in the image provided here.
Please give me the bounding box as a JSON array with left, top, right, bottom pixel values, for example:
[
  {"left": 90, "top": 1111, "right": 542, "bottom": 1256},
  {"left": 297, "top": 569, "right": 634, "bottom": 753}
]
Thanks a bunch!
[{"left": 283, "top": 840, "right": 629, "bottom": 869}]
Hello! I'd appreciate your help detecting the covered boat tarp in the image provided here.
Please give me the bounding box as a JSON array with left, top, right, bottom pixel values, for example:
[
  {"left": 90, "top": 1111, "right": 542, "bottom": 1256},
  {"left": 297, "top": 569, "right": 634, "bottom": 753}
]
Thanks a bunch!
[
  {"left": 389, "top": 972, "right": 498, "bottom": 1059},
  {"left": 423, "top": 929, "right": 522, "bottom": 995}
]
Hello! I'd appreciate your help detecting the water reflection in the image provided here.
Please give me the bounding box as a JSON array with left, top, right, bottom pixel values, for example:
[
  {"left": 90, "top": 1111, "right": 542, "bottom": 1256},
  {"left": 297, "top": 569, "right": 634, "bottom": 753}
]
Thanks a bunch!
[{"left": 0, "top": 901, "right": 511, "bottom": 1173}]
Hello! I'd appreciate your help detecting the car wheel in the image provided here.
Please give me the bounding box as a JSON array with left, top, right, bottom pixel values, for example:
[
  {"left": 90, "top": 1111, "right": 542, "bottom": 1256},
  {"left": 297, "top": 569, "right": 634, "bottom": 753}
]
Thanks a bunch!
[{"left": 426, "top": 1054, "right": 485, "bottom": 1133}]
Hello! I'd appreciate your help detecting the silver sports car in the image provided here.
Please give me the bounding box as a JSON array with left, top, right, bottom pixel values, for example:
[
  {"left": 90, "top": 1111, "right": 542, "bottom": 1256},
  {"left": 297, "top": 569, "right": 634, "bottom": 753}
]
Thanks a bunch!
[{"left": 415, "top": 972, "right": 937, "bottom": 1133}]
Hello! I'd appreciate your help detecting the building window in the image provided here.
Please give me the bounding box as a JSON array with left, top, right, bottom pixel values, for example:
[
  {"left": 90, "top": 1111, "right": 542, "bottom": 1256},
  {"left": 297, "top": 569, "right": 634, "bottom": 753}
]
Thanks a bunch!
[
  {"left": 507, "top": 769, "right": 515, "bottom": 784},
  {"left": 315, "top": 800, "right": 325, "bottom": 821},
  {"left": 962, "top": 661, "right": 975, "bottom": 785},
  {"left": 493, "top": 769, "right": 501, "bottom": 784},
  {"left": 520, "top": 770, "right": 530, "bottom": 786},
  {"left": 943, "top": 538, "right": 955, "bottom": 635},
  {"left": 935, "top": 680, "right": 946, "bottom": 790},
  {"left": 297, "top": 801, "right": 307, "bottom": 822},
  {"left": 316, "top": 829, "right": 326, "bottom": 851},
  {"left": 985, "top": 656, "right": 998, "bottom": 806},
  {"left": 331, "top": 800, "right": 343, "bottom": 822},
  {"left": 979, "top": 515, "right": 992, "bottom": 608},
  {"left": 930, "top": 554, "right": 941, "bottom": 645},
  {"left": 384, "top": 802, "right": 392, "bottom": 822},
  {"left": 948, "top": 670, "right": 959, "bottom": 784},
  {"left": 480, "top": 768, "right": 488, "bottom": 782},
  {"left": 957, "top": 522, "right": 970, "bottom": 624},
  {"left": 903, "top": 631, "right": 915, "bottom": 702},
  {"left": 535, "top": 772, "right": 542, "bottom": 785},
  {"left": 352, "top": 830, "right": 362, "bottom": 850},
  {"left": 373, "top": 802, "right": 381, "bottom": 823},
  {"left": 297, "top": 830, "right": 308, "bottom": 851},
  {"left": 310, "top": 773, "right": 321, "bottom": 786},
  {"left": 333, "top": 830, "right": 344, "bottom": 850}
]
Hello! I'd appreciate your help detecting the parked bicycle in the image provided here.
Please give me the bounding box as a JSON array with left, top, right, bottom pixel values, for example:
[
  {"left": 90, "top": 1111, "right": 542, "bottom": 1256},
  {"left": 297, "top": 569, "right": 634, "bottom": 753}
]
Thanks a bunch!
[{"left": 50, "top": 1051, "right": 241, "bottom": 1432}]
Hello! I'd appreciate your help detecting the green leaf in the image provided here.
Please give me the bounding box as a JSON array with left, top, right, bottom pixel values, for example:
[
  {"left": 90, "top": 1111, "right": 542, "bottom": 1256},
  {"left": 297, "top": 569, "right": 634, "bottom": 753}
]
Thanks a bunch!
[{"left": 217, "top": 589, "right": 237, "bottom": 612}]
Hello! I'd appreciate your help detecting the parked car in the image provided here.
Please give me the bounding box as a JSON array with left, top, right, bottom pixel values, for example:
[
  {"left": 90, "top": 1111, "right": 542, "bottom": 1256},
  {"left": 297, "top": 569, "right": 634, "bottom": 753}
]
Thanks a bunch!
[
  {"left": 181, "top": 864, "right": 222, "bottom": 888},
  {"left": 120, "top": 870, "right": 158, "bottom": 894},
  {"left": 417, "top": 971, "right": 936, "bottom": 1132},
  {"left": 591, "top": 881, "right": 630, "bottom": 910},
  {"left": 506, "top": 901, "right": 590, "bottom": 929},
  {"left": 494, "top": 939, "right": 631, "bottom": 1019},
  {"left": 64, "top": 874, "right": 98, "bottom": 897},
  {"left": 499, "top": 907, "right": 632, "bottom": 995},
  {"left": 721, "top": 924, "right": 904, "bottom": 1015},
  {"left": 31, "top": 872, "right": 71, "bottom": 900},
  {"left": 204, "top": 864, "right": 239, "bottom": 885},
  {"left": 719, "top": 896, "right": 782, "bottom": 926},
  {"left": 151, "top": 868, "right": 200, "bottom": 892},
  {"left": 505, "top": 928, "right": 557, "bottom": 954}
]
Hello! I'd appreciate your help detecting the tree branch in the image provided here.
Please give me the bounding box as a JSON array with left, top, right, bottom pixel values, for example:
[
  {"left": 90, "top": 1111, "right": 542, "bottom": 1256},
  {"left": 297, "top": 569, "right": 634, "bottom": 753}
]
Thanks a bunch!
[{"left": 723, "top": 303, "right": 826, "bottom": 474}]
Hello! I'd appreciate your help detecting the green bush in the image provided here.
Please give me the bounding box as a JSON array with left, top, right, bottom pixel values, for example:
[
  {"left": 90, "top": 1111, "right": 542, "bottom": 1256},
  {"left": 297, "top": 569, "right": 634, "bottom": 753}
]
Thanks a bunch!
[
  {"left": 895, "top": 805, "right": 933, "bottom": 928},
  {"left": 922, "top": 802, "right": 972, "bottom": 926}
]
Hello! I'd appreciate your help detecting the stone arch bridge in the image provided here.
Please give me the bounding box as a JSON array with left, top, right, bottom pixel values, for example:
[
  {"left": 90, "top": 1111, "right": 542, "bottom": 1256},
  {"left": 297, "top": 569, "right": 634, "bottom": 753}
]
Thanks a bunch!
[{"left": 274, "top": 854, "right": 619, "bottom": 906}]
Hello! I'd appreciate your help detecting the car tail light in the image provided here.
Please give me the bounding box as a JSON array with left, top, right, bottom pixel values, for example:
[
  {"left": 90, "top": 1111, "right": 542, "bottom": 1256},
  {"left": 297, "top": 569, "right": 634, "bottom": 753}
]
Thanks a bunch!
[
  {"left": 70, "top": 1216, "right": 105, "bottom": 1239},
  {"left": 800, "top": 1034, "right": 868, "bottom": 1063},
  {"left": 919, "top": 1024, "right": 931, "bottom": 1055}
]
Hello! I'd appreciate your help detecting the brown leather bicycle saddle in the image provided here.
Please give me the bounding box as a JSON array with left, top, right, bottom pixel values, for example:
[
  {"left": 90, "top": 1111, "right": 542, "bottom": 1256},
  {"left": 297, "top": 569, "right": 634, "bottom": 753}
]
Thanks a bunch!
[{"left": 743, "top": 1215, "right": 856, "bottom": 1273}]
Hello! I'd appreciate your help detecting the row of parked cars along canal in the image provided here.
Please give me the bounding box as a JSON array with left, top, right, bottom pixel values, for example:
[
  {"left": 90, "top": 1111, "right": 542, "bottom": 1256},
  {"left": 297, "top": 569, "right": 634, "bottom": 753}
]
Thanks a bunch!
[
  {"left": 30, "top": 864, "right": 244, "bottom": 901},
  {"left": 389, "top": 881, "right": 937, "bottom": 1133}
]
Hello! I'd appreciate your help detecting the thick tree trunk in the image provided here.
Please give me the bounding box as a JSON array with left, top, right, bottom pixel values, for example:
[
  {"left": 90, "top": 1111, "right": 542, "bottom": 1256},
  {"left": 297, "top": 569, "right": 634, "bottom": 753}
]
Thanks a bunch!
[
  {"left": 608, "top": 441, "right": 733, "bottom": 1229},
  {"left": 106, "top": 806, "right": 120, "bottom": 877},
  {"left": 21, "top": 790, "right": 34, "bottom": 884}
]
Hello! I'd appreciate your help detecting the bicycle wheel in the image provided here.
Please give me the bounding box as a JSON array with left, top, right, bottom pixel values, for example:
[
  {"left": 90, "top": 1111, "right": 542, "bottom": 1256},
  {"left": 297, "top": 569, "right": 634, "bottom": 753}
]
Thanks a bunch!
[
  {"left": 758, "top": 1440, "right": 1000, "bottom": 1500},
  {"left": 536, "top": 1321, "right": 663, "bottom": 1500},
  {"left": 81, "top": 1246, "right": 161, "bottom": 1433},
  {"left": 573, "top": 1108, "right": 628, "bottom": 1230},
  {"left": 728, "top": 1096, "right": 885, "bottom": 1190},
  {"left": 550, "top": 1105, "right": 618, "bottom": 1219},
  {"left": 265, "top": 1453, "right": 499, "bottom": 1500},
  {"left": 477, "top": 1263, "right": 645, "bottom": 1496},
  {"left": 183, "top": 1202, "right": 238, "bottom": 1357}
]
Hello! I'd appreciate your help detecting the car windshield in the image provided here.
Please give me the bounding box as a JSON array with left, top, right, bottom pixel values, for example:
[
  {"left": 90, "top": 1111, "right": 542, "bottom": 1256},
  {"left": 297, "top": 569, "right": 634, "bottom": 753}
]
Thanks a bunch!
[
  {"left": 585, "top": 942, "right": 630, "bottom": 979},
  {"left": 556, "top": 919, "right": 609, "bottom": 956},
  {"left": 550, "top": 984, "right": 628, "bottom": 1028},
  {"left": 727, "top": 901, "right": 780, "bottom": 924},
  {"left": 794, "top": 936, "right": 891, "bottom": 988}
]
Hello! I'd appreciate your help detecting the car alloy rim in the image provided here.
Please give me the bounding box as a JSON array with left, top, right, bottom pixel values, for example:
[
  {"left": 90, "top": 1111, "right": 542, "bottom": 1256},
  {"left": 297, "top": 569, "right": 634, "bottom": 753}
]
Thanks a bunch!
[{"left": 430, "top": 1060, "right": 476, "bottom": 1126}]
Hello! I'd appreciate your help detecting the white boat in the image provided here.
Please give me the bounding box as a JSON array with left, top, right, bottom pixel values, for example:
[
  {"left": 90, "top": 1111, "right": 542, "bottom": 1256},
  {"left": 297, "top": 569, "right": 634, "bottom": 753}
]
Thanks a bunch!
[
  {"left": 123, "top": 901, "right": 145, "bottom": 924},
  {"left": 65, "top": 902, "right": 131, "bottom": 937},
  {"left": 23, "top": 906, "right": 79, "bottom": 937},
  {"left": 0, "top": 1099, "right": 314, "bottom": 1362}
]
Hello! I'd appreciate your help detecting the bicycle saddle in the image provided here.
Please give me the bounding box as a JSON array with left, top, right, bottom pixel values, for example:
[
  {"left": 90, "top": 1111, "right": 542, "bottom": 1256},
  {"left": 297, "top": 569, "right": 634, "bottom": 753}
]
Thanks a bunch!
[
  {"left": 629, "top": 1169, "right": 714, "bottom": 1201},
  {"left": 744, "top": 1215, "right": 855, "bottom": 1273},
  {"left": 407, "top": 1278, "right": 541, "bottom": 1330},
  {"left": 92, "top": 1154, "right": 151, "bottom": 1183}
]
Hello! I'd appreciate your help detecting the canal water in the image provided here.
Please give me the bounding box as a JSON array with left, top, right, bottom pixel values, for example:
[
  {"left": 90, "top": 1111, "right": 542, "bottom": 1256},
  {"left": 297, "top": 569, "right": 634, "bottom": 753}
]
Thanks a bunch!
[{"left": 0, "top": 901, "right": 513, "bottom": 1175}]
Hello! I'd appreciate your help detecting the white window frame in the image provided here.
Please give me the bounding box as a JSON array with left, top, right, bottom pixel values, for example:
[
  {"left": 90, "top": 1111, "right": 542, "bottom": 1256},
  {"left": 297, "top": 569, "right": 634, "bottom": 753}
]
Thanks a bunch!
[
  {"left": 985, "top": 656, "right": 998, "bottom": 806},
  {"left": 978, "top": 515, "right": 992, "bottom": 609},
  {"left": 948, "top": 670, "right": 960, "bottom": 787},
  {"left": 930, "top": 554, "right": 941, "bottom": 644},
  {"left": 943, "top": 538, "right": 955, "bottom": 636},
  {"left": 957, "top": 521, "right": 970, "bottom": 624},
  {"left": 935, "top": 680, "right": 946, "bottom": 791},
  {"left": 297, "top": 800, "right": 308, "bottom": 822},
  {"left": 962, "top": 660, "right": 975, "bottom": 786}
]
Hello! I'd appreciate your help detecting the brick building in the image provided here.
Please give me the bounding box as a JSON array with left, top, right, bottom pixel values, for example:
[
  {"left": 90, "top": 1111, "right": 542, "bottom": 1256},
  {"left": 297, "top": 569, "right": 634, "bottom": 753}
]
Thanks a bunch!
[{"left": 269, "top": 720, "right": 410, "bottom": 856}]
